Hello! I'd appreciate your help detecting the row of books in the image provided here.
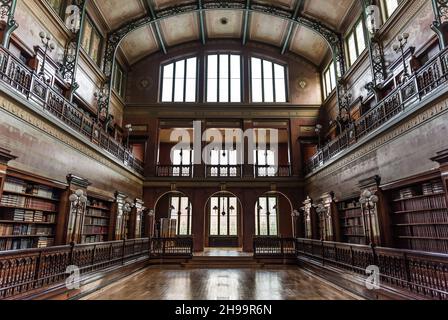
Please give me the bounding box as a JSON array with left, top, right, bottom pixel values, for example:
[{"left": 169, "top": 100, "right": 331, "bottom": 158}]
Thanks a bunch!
[
  {"left": 0, "top": 209, "right": 56, "bottom": 223},
  {"left": 397, "top": 238, "right": 448, "bottom": 254},
  {"left": 395, "top": 225, "right": 448, "bottom": 239},
  {"left": 340, "top": 208, "right": 363, "bottom": 219},
  {"left": 338, "top": 201, "right": 360, "bottom": 210},
  {"left": 393, "top": 195, "right": 447, "bottom": 211},
  {"left": 84, "top": 217, "right": 109, "bottom": 226},
  {"left": 87, "top": 208, "right": 109, "bottom": 218},
  {"left": 0, "top": 238, "right": 34, "bottom": 251},
  {"left": 82, "top": 235, "right": 106, "bottom": 244},
  {"left": 0, "top": 224, "right": 53, "bottom": 236},
  {"left": 0, "top": 237, "right": 55, "bottom": 251},
  {"left": 343, "top": 226, "right": 365, "bottom": 236},
  {"left": 83, "top": 226, "right": 107, "bottom": 235},
  {"left": 88, "top": 199, "right": 109, "bottom": 210},
  {"left": 393, "top": 210, "right": 448, "bottom": 224},
  {"left": 3, "top": 178, "right": 57, "bottom": 199},
  {"left": 1, "top": 194, "right": 57, "bottom": 211},
  {"left": 397, "top": 180, "right": 445, "bottom": 199}
]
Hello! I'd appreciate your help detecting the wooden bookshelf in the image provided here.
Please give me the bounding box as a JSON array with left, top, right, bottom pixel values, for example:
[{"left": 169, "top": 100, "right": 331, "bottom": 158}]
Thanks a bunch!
[
  {"left": 337, "top": 198, "right": 367, "bottom": 245},
  {"left": 389, "top": 178, "right": 448, "bottom": 253},
  {"left": 81, "top": 196, "right": 112, "bottom": 244},
  {"left": 0, "top": 176, "right": 62, "bottom": 251}
]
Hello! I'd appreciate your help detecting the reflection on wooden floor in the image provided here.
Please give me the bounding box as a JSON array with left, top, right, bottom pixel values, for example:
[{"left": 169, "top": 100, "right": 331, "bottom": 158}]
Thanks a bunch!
[
  {"left": 83, "top": 267, "right": 361, "bottom": 300},
  {"left": 194, "top": 248, "right": 252, "bottom": 257}
]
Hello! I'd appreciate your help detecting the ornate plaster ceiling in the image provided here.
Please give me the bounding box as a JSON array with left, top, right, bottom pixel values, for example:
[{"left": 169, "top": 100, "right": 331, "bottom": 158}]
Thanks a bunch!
[{"left": 93, "top": 0, "right": 357, "bottom": 66}]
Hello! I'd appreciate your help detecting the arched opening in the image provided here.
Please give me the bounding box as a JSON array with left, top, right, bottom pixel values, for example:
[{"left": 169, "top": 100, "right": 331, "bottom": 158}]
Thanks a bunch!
[
  {"left": 256, "top": 191, "right": 294, "bottom": 238},
  {"left": 204, "top": 191, "right": 243, "bottom": 248},
  {"left": 154, "top": 191, "right": 193, "bottom": 238}
]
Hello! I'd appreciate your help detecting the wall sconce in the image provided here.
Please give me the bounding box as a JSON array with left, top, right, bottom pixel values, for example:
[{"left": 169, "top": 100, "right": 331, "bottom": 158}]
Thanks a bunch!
[{"left": 38, "top": 31, "right": 56, "bottom": 82}]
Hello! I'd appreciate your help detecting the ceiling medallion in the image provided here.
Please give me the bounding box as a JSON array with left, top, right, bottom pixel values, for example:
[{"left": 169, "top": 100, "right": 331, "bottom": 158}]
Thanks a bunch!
[
  {"left": 139, "top": 78, "right": 153, "bottom": 90},
  {"left": 220, "top": 17, "right": 229, "bottom": 25},
  {"left": 298, "top": 80, "right": 307, "bottom": 89}
]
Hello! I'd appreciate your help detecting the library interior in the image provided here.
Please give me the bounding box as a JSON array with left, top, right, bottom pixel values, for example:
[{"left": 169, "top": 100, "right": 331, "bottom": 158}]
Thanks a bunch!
[{"left": 0, "top": 0, "right": 448, "bottom": 301}]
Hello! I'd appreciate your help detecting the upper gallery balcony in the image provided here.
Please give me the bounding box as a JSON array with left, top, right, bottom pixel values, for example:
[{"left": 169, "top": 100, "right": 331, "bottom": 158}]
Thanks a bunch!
[
  {"left": 0, "top": 46, "right": 144, "bottom": 175},
  {"left": 305, "top": 47, "right": 448, "bottom": 176}
]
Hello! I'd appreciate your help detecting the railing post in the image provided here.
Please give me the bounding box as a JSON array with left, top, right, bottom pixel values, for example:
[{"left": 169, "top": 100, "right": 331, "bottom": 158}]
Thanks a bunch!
[
  {"left": 91, "top": 245, "right": 97, "bottom": 270},
  {"left": 122, "top": 240, "right": 126, "bottom": 265},
  {"left": 321, "top": 240, "right": 325, "bottom": 265},
  {"left": 33, "top": 250, "right": 44, "bottom": 287},
  {"left": 69, "top": 242, "right": 75, "bottom": 266}
]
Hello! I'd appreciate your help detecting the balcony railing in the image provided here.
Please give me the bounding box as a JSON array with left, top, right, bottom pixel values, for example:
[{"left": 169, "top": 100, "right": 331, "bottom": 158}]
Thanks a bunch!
[
  {"left": 253, "top": 237, "right": 296, "bottom": 257},
  {"left": 255, "top": 165, "right": 292, "bottom": 177},
  {"left": 156, "top": 164, "right": 193, "bottom": 177},
  {"left": 296, "top": 238, "right": 448, "bottom": 300},
  {"left": 0, "top": 46, "right": 144, "bottom": 175},
  {"left": 206, "top": 165, "right": 242, "bottom": 178},
  {"left": 0, "top": 237, "right": 194, "bottom": 299},
  {"left": 306, "top": 47, "right": 448, "bottom": 175}
]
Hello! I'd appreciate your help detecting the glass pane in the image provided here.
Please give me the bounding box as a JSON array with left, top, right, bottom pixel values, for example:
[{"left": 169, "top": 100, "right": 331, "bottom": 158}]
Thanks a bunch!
[
  {"left": 174, "top": 78, "right": 184, "bottom": 102},
  {"left": 230, "top": 79, "right": 241, "bottom": 103},
  {"left": 329, "top": 64, "right": 336, "bottom": 90},
  {"left": 230, "top": 55, "right": 241, "bottom": 79},
  {"left": 208, "top": 55, "right": 218, "bottom": 78},
  {"left": 161, "top": 63, "right": 174, "bottom": 102},
  {"left": 90, "top": 31, "right": 101, "bottom": 64},
  {"left": 274, "top": 64, "right": 285, "bottom": 79},
  {"left": 210, "top": 150, "right": 219, "bottom": 165},
  {"left": 81, "top": 20, "right": 92, "bottom": 51},
  {"left": 229, "top": 198, "right": 238, "bottom": 236},
  {"left": 219, "top": 78, "right": 229, "bottom": 102},
  {"left": 185, "top": 79, "right": 196, "bottom": 102},
  {"left": 185, "top": 58, "right": 196, "bottom": 102},
  {"left": 275, "top": 79, "right": 286, "bottom": 102},
  {"left": 356, "top": 22, "right": 366, "bottom": 53},
  {"left": 385, "top": 0, "right": 399, "bottom": 18},
  {"left": 251, "top": 58, "right": 263, "bottom": 102},
  {"left": 325, "top": 70, "right": 331, "bottom": 97},
  {"left": 263, "top": 61, "right": 274, "bottom": 102},
  {"left": 252, "top": 79, "right": 263, "bottom": 102},
  {"left": 207, "top": 79, "right": 218, "bottom": 103},
  {"left": 210, "top": 197, "right": 219, "bottom": 236},
  {"left": 348, "top": 33, "right": 357, "bottom": 66}
]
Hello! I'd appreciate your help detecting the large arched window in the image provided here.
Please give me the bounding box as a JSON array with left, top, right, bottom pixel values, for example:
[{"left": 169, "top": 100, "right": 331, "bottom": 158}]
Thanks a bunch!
[
  {"left": 209, "top": 196, "right": 238, "bottom": 236},
  {"left": 161, "top": 57, "right": 197, "bottom": 102},
  {"left": 169, "top": 196, "right": 192, "bottom": 235},
  {"left": 255, "top": 196, "right": 279, "bottom": 236},
  {"left": 251, "top": 57, "right": 287, "bottom": 103},
  {"left": 206, "top": 54, "right": 242, "bottom": 103}
]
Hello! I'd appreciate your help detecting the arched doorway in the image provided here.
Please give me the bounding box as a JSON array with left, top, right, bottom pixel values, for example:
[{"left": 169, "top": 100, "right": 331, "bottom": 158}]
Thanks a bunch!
[
  {"left": 255, "top": 191, "right": 294, "bottom": 238},
  {"left": 204, "top": 191, "right": 243, "bottom": 248},
  {"left": 154, "top": 191, "right": 193, "bottom": 237}
]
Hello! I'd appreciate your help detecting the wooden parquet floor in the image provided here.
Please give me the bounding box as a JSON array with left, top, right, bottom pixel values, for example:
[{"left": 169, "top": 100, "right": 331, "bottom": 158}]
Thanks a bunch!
[{"left": 83, "top": 267, "right": 361, "bottom": 300}]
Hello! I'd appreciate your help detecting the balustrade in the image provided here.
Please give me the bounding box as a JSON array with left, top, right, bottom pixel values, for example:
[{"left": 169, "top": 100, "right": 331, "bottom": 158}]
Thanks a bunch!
[
  {"left": 0, "top": 46, "right": 144, "bottom": 175},
  {"left": 306, "top": 48, "right": 448, "bottom": 175}
]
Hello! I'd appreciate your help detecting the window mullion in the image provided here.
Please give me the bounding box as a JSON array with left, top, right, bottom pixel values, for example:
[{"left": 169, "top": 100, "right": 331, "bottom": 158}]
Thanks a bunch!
[
  {"left": 172, "top": 62, "right": 176, "bottom": 102},
  {"left": 272, "top": 63, "right": 276, "bottom": 103},
  {"left": 183, "top": 59, "right": 187, "bottom": 102}
]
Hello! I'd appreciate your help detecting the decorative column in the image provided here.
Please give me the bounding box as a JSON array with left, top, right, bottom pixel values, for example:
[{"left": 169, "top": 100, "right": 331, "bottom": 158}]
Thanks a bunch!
[
  {"left": 362, "top": 0, "right": 386, "bottom": 101},
  {"left": 431, "top": 149, "right": 448, "bottom": 203},
  {"left": 128, "top": 198, "right": 145, "bottom": 239},
  {"left": 0, "top": 0, "right": 18, "bottom": 48},
  {"left": 431, "top": 0, "right": 448, "bottom": 49},
  {"left": 58, "top": 0, "right": 88, "bottom": 101},
  {"left": 56, "top": 174, "right": 90, "bottom": 245},
  {"left": 0, "top": 147, "right": 17, "bottom": 200},
  {"left": 358, "top": 175, "right": 391, "bottom": 247},
  {"left": 329, "top": 192, "right": 342, "bottom": 242}
]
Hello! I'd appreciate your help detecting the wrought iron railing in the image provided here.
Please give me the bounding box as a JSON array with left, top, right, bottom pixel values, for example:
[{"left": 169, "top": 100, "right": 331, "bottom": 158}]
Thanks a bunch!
[
  {"left": 0, "top": 238, "right": 150, "bottom": 299},
  {"left": 156, "top": 165, "right": 193, "bottom": 177},
  {"left": 296, "top": 238, "right": 448, "bottom": 300},
  {"left": 206, "top": 165, "right": 242, "bottom": 178},
  {"left": 0, "top": 46, "right": 144, "bottom": 175},
  {"left": 150, "top": 237, "right": 194, "bottom": 257},
  {"left": 255, "top": 165, "right": 292, "bottom": 177},
  {"left": 253, "top": 237, "right": 296, "bottom": 257},
  {"left": 305, "top": 48, "right": 448, "bottom": 175}
]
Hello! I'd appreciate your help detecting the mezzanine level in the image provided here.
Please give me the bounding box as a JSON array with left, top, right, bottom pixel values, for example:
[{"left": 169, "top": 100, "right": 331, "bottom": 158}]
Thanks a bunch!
[
  {"left": 306, "top": 47, "right": 448, "bottom": 176},
  {"left": 0, "top": 46, "right": 144, "bottom": 175}
]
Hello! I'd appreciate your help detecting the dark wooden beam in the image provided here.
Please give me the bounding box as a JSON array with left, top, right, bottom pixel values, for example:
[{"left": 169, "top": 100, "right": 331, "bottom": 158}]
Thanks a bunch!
[
  {"left": 242, "top": 0, "right": 251, "bottom": 45},
  {"left": 198, "top": 0, "right": 206, "bottom": 45},
  {"left": 281, "top": 0, "right": 304, "bottom": 55},
  {"left": 144, "top": 0, "right": 167, "bottom": 54}
]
